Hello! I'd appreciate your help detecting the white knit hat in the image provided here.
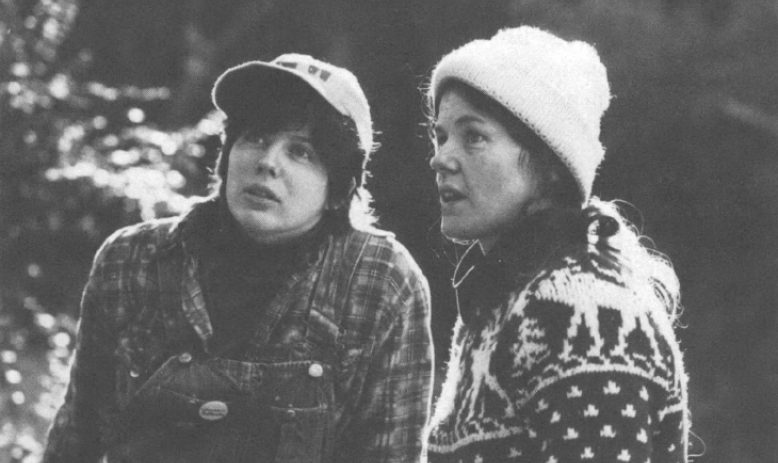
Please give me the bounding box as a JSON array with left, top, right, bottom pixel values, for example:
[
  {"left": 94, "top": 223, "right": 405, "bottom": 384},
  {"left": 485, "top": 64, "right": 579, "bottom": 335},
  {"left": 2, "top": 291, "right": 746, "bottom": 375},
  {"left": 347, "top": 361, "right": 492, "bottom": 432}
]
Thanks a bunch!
[
  {"left": 429, "top": 27, "right": 611, "bottom": 202},
  {"left": 213, "top": 53, "right": 373, "bottom": 154}
]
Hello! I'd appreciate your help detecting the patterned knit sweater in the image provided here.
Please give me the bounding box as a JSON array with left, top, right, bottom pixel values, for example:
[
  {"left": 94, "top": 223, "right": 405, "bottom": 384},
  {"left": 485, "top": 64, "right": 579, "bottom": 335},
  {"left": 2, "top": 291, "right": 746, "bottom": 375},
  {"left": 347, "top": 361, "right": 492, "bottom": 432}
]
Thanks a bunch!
[{"left": 426, "top": 215, "right": 689, "bottom": 463}]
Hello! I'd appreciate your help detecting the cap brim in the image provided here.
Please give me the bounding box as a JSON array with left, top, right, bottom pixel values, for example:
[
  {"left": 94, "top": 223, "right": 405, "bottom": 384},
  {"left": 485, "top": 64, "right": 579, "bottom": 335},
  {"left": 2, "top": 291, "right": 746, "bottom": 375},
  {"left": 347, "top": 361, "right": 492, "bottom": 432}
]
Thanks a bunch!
[{"left": 212, "top": 62, "right": 324, "bottom": 118}]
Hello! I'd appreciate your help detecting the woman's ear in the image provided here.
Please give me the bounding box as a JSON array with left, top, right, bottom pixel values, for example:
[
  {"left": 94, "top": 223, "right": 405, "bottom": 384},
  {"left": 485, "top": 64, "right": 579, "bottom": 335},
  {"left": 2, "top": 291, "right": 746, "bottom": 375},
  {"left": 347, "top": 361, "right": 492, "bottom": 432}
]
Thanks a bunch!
[{"left": 526, "top": 164, "right": 563, "bottom": 215}]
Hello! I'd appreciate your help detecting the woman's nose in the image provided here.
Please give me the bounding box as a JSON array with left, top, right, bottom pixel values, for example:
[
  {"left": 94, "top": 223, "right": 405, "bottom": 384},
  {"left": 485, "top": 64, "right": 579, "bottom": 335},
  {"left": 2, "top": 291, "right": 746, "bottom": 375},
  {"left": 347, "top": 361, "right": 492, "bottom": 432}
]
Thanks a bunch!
[
  {"left": 255, "top": 141, "right": 281, "bottom": 177},
  {"left": 429, "top": 146, "right": 458, "bottom": 173}
]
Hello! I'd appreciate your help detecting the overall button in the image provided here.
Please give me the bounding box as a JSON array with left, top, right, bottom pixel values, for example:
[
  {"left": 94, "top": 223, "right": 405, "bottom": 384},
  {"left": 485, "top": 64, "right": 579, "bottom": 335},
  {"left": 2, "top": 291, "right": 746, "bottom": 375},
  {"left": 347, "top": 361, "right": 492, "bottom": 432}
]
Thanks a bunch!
[
  {"left": 199, "top": 401, "right": 228, "bottom": 421},
  {"left": 308, "top": 363, "right": 323, "bottom": 378},
  {"left": 285, "top": 409, "right": 296, "bottom": 420},
  {"left": 178, "top": 352, "right": 193, "bottom": 364}
]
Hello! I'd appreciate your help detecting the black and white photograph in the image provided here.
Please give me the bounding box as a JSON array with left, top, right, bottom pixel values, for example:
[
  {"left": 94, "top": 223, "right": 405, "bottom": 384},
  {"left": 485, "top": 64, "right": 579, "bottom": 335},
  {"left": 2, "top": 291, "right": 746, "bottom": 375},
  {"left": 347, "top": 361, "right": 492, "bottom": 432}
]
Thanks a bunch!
[{"left": 1, "top": 1, "right": 776, "bottom": 462}]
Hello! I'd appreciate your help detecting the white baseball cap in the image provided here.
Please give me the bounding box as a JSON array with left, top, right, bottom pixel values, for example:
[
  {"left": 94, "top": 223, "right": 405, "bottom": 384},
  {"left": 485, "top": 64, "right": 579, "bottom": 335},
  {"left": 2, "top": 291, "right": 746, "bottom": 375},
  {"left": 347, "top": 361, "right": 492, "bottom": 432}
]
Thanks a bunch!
[{"left": 212, "top": 53, "right": 374, "bottom": 154}]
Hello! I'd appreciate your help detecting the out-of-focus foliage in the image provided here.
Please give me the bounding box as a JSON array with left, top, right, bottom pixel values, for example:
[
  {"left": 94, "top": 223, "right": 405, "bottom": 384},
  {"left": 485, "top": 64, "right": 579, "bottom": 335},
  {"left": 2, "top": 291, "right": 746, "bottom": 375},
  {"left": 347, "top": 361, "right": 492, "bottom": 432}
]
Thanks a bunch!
[{"left": 0, "top": 1, "right": 220, "bottom": 461}]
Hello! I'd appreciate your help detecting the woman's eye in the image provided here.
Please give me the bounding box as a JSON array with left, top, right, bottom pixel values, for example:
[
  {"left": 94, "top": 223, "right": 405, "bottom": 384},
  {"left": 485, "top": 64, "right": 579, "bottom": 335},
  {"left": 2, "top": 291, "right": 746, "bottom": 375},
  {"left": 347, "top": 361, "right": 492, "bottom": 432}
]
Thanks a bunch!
[
  {"left": 465, "top": 131, "right": 485, "bottom": 145},
  {"left": 289, "top": 144, "right": 315, "bottom": 160}
]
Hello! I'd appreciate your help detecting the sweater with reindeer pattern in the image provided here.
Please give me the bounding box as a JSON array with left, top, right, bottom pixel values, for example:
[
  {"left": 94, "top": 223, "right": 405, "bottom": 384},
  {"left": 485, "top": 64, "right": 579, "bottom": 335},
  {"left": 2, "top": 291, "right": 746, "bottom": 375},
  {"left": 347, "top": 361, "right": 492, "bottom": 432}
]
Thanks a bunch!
[{"left": 426, "top": 214, "right": 688, "bottom": 463}]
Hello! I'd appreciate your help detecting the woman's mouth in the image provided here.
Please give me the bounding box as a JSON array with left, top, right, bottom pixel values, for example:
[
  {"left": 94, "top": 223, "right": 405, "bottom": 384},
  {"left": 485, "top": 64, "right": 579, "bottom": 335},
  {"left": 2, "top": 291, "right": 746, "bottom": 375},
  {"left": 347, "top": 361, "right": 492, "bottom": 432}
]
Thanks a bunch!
[
  {"left": 438, "top": 186, "right": 466, "bottom": 204},
  {"left": 244, "top": 185, "right": 280, "bottom": 202}
]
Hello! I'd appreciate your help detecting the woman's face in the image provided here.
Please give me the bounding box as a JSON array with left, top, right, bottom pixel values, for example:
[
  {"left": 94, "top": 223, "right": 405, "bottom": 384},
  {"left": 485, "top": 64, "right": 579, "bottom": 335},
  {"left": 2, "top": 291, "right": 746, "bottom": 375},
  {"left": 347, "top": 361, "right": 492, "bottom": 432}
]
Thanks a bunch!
[
  {"left": 226, "top": 123, "right": 329, "bottom": 244},
  {"left": 430, "top": 89, "right": 539, "bottom": 252}
]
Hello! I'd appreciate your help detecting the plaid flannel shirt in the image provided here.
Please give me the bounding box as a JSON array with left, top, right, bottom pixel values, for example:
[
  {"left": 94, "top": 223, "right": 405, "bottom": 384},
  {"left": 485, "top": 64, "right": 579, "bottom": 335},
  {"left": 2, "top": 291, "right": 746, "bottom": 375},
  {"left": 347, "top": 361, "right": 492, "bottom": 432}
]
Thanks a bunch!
[{"left": 43, "top": 200, "right": 434, "bottom": 463}]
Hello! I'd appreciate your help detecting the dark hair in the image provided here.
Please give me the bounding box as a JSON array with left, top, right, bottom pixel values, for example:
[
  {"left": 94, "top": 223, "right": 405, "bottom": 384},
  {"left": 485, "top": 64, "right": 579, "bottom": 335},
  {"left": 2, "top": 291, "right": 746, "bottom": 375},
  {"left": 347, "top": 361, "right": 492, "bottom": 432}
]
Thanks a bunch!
[
  {"left": 213, "top": 79, "right": 374, "bottom": 234},
  {"left": 430, "top": 80, "right": 582, "bottom": 209}
]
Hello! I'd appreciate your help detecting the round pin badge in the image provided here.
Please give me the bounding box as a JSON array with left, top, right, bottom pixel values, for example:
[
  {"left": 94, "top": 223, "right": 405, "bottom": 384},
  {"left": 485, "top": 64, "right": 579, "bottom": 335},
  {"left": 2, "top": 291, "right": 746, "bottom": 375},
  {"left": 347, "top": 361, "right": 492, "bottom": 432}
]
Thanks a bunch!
[{"left": 199, "top": 401, "right": 229, "bottom": 421}]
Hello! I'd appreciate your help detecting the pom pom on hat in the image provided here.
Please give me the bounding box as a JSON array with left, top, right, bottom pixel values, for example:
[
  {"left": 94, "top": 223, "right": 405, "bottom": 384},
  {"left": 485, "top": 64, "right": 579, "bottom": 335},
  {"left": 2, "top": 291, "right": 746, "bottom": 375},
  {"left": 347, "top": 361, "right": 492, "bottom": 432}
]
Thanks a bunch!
[{"left": 430, "top": 26, "right": 611, "bottom": 203}]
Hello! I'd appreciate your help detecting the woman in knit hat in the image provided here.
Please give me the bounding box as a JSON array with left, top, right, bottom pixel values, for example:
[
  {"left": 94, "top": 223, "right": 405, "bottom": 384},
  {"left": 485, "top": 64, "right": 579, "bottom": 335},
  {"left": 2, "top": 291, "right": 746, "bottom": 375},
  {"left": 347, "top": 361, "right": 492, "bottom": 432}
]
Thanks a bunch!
[
  {"left": 424, "top": 27, "right": 689, "bottom": 462},
  {"left": 44, "top": 54, "right": 434, "bottom": 463}
]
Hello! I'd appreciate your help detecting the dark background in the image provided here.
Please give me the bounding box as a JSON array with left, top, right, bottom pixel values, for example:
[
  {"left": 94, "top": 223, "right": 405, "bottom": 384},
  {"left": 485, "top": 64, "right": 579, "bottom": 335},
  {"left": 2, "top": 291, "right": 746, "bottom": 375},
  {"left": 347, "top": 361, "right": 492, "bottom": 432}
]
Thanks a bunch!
[{"left": 2, "top": 1, "right": 777, "bottom": 461}]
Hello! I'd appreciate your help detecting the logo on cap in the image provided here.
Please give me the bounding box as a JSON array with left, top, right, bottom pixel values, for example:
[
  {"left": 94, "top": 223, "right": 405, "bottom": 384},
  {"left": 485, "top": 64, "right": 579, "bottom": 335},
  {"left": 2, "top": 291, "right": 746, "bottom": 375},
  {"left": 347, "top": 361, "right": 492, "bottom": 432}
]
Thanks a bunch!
[{"left": 277, "top": 61, "right": 331, "bottom": 82}]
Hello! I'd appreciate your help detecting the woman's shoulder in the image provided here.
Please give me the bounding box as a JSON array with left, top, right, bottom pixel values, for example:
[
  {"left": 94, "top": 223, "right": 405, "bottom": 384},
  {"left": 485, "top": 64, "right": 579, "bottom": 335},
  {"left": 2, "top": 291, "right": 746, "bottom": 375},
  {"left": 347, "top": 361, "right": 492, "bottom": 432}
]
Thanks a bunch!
[
  {"left": 94, "top": 198, "right": 214, "bottom": 264},
  {"left": 338, "top": 227, "right": 429, "bottom": 297},
  {"left": 524, "top": 243, "right": 667, "bottom": 317},
  {"left": 343, "top": 227, "right": 421, "bottom": 271},
  {"left": 504, "top": 243, "right": 684, "bottom": 392},
  {"left": 93, "top": 216, "right": 181, "bottom": 264}
]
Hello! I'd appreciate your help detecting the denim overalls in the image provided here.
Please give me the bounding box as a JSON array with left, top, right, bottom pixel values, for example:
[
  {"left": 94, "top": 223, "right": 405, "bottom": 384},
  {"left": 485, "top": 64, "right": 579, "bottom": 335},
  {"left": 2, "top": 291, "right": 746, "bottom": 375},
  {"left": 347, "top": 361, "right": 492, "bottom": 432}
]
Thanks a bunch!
[{"left": 105, "top": 232, "right": 370, "bottom": 463}]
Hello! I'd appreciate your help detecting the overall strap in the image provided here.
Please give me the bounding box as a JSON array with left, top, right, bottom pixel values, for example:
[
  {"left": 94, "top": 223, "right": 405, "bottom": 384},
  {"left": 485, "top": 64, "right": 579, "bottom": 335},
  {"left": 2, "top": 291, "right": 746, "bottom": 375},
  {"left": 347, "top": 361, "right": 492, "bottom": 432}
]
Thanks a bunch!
[{"left": 305, "top": 231, "right": 371, "bottom": 348}]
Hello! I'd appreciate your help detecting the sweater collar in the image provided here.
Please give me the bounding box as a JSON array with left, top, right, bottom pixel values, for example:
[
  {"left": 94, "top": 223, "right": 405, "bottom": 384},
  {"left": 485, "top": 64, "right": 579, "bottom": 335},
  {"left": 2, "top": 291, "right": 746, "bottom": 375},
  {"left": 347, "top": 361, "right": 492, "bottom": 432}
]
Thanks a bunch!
[{"left": 453, "top": 207, "right": 587, "bottom": 322}]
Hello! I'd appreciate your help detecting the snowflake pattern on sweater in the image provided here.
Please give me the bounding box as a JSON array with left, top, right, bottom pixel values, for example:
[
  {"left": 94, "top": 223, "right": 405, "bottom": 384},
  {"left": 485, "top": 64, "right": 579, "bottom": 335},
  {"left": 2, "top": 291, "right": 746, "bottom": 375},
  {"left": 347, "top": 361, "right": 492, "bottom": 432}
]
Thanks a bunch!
[{"left": 427, "top": 246, "right": 688, "bottom": 463}]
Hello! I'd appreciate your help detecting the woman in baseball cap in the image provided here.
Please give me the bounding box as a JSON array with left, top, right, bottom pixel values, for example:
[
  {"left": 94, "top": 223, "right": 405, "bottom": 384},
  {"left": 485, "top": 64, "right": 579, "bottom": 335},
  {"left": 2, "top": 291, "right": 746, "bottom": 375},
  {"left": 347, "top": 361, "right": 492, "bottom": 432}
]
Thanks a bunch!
[
  {"left": 44, "top": 54, "right": 433, "bottom": 463},
  {"left": 424, "top": 27, "right": 690, "bottom": 462}
]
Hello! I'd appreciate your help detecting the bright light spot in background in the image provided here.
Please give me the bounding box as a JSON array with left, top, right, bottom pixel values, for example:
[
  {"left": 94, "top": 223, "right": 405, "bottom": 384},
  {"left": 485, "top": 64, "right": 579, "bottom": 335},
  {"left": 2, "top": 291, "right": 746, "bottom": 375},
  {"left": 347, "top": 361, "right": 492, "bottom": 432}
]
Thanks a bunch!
[
  {"left": 58, "top": 125, "right": 86, "bottom": 153},
  {"left": 45, "top": 169, "right": 61, "bottom": 181},
  {"left": 42, "top": 18, "right": 59, "bottom": 41},
  {"left": 5, "top": 370, "right": 22, "bottom": 384},
  {"left": 7, "top": 81, "right": 22, "bottom": 94},
  {"left": 128, "top": 107, "right": 145, "bottom": 123},
  {"left": 36, "top": 313, "right": 56, "bottom": 330},
  {"left": 27, "top": 264, "right": 42, "bottom": 278},
  {"left": 187, "top": 144, "right": 205, "bottom": 158},
  {"left": 48, "top": 74, "right": 70, "bottom": 99},
  {"left": 62, "top": 161, "right": 97, "bottom": 179},
  {"left": 103, "top": 134, "right": 119, "bottom": 147},
  {"left": 111, "top": 149, "right": 141, "bottom": 166},
  {"left": 11, "top": 391, "right": 25, "bottom": 405},
  {"left": 166, "top": 170, "right": 186, "bottom": 189},
  {"left": 11, "top": 63, "right": 30, "bottom": 77},
  {"left": 1, "top": 350, "right": 17, "bottom": 363},
  {"left": 93, "top": 115, "right": 108, "bottom": 129},
  {"left": 161, "top": 139, "right": 178, "bottom": 155},
  {"left": 93, "top": 169, "right": 110, "bottom": 187},
  {"left": 89, "top": 83, "right": 119, "bottom": 101},
  {"left": 52, "top": 332, "right": 71, "bottom": 348}
]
